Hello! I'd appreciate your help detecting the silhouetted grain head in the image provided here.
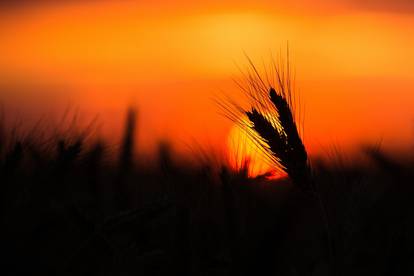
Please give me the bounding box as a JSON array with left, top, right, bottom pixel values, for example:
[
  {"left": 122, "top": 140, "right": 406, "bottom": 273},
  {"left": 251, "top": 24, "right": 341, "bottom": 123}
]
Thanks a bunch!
[
  {"left": 270, "top": 89, "right": 302, "bottom": 146},
  {"left": 246, "top": 108, "right": 287, "bottom": 162},
  {"left": 119, "top": 108, "right": 137, "bottom": 171},
  {"left": 217, "top": 50, "right": 311, "bottom": 188},
  {"left": 268, "top": 88, "right": 309, "bottom": 183},
  {"left": 158, "top": 141, "right": 173, "bottom": 173}
]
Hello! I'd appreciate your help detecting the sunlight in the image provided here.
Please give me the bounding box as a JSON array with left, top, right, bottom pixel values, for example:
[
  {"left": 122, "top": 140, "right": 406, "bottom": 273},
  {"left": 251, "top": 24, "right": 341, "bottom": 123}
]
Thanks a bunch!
[{"left": 227, "top": 116, "right": 285, "bottom": 178}]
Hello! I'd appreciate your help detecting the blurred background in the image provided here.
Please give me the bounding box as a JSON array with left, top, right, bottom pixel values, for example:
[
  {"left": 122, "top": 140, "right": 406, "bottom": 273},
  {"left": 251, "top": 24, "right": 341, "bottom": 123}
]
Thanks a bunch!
[{"left": 1, "top": 0, "right": 414, "bottom": 163}]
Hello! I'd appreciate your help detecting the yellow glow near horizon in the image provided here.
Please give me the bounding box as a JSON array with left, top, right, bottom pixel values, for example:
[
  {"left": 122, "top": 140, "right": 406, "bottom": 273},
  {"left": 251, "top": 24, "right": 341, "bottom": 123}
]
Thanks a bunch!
[
  {"left": 227, "top": 123, "right": 272, "bottom": 176},
  {"left": 1, "top": 1, "right": 414, "bottom": 170},
  {"left": 227, "top": 114, "right": 288, "bottom": 177}
]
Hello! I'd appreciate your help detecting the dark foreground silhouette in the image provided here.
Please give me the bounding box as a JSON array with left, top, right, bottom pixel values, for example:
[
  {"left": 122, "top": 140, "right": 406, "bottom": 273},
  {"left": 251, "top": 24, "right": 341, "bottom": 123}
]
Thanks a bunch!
[{"left": 1, "top": 109, "right": 414, "bottom": 276}]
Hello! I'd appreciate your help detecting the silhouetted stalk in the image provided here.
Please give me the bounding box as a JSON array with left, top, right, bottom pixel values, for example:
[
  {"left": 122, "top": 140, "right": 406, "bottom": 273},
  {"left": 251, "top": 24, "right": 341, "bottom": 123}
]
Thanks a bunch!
[
  {"left": 247, "top": 87, "right": 336, "bottom": 275},
  {"left": 119, "top": 108, "right": 137, "bottom": 172},
  {"left": 217, "top": 53, "right": 337, "bottom": 273},
  {"left": 116, "top": 108, "right": 137, "bottom": 210}
]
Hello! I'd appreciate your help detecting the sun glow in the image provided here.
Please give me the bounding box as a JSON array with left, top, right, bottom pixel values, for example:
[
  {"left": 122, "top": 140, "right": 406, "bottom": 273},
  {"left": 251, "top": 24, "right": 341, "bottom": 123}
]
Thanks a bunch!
[
  {"left": 227, "top": 116, "right": 286, "bottom": 178},
  {"left": 1, "top": 1, "right": 414, "bottom": 159}
]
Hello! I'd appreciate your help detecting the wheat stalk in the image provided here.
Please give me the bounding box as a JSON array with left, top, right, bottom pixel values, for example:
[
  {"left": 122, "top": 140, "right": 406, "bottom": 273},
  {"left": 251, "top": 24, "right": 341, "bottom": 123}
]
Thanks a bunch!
[
  {"left": 218, "top": 51, "right": 336, "bottom": 274},
  {"left": 246, "top": 87, "right": 310, "bottom": 189}
]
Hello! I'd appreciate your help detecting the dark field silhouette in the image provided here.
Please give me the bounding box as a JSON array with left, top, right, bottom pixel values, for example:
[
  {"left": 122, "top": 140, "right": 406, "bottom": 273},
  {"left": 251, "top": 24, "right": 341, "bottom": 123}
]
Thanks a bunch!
[
  {"left": 1, "top": 103, "right": 414, "bottom": 276},
  {"left": 0, "top": 54, "right": 411, "bottom": 276}
]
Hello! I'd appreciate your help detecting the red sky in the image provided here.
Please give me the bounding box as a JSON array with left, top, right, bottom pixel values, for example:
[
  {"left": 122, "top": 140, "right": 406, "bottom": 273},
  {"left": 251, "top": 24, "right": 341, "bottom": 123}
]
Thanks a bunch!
[{"left": 1, "top": 0, "right": 414, "bottom": 170}]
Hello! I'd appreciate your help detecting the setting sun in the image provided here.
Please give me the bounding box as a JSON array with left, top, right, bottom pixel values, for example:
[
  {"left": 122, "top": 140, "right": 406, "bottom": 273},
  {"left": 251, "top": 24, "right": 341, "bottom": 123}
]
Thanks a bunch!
[
  {"left": 2, "top": 1, "right": 414, "bottom": 274},
  {"left": 227, "top": 119, "right": 274, "bottom": 177},
  {"left": 1, "top": 0, "right": 414, "bottom": 161}
]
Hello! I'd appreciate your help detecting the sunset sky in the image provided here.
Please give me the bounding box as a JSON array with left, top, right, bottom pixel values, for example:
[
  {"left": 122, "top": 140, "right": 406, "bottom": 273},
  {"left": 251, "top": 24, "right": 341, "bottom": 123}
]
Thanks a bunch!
[{"left": 1, "top": 0, "right": 414, "bottom": 169}]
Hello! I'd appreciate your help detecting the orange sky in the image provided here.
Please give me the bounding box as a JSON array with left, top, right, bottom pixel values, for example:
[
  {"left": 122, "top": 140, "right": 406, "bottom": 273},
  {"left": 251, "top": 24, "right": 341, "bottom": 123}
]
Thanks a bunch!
[{"left": 1, "top": 0, "right": 414, "bottom": 168}]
